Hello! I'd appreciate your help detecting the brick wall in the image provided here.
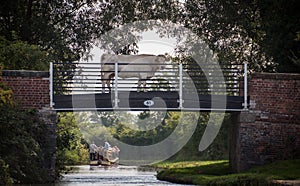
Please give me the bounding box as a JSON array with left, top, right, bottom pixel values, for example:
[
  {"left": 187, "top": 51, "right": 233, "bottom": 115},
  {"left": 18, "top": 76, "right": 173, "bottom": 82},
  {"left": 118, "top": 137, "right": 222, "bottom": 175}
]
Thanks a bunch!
[
  {"left": 234, "top": 73, "right": 300, "bottom": 172},
  {"left": 249, "top": 73, "right": 300, "bottom": 123},
  {"left": 1, "top": 70, "right": 50, "bottom": 109}
]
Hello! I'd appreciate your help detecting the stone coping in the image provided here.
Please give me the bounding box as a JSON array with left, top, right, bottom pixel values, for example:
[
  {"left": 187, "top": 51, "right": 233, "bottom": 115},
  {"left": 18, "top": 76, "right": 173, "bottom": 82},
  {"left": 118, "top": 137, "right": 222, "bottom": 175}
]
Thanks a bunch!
[
  {"left": 1, "top": 70, "right": 49, "bottom": 78},
  {"left": 251, "top": 72, "right": 300, "bottom": 80}
]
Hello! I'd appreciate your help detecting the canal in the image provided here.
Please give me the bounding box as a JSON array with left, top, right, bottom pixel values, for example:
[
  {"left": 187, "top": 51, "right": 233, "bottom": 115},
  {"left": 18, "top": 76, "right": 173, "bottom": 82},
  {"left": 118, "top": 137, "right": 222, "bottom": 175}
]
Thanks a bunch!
[{"left": 58, "top": 165, "right": 190, "bottom": 186}]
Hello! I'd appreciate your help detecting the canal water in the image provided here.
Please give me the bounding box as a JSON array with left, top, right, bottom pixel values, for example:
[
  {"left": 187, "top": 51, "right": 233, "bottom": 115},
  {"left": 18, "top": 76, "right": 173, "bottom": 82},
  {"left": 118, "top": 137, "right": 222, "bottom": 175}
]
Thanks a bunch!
[{"left": 58, "top": 165, "right": 190, "bottom": 186}]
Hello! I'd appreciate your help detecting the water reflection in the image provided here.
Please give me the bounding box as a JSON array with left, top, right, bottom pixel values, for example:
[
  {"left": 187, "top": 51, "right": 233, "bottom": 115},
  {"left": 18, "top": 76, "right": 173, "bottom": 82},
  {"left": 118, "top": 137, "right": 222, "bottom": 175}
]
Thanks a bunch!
[{"left": 58, "top": 165, "right": 189, "bottom": 186}]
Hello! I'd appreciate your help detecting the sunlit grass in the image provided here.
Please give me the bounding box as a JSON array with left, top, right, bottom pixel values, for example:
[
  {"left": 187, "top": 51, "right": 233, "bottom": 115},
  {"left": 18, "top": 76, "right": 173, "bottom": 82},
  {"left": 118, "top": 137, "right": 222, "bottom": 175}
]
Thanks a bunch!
[
  {"left": 154, "top": 160, "right": 227, "bottom": 169},
  {"left": 247, "top": 159, "right": 300, "bottom": 180},
  {"left": 154, "top": 159, "right": 300, "bottom": 185}
]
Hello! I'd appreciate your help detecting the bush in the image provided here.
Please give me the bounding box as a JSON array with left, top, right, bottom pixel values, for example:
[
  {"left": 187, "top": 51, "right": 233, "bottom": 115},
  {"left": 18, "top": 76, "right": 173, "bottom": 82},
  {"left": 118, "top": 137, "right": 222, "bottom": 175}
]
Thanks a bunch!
[
  {"left": 0, "top": 105, "right": 52, "bottom": 184},
  {"left": 0, "top": 65, "right": 13, "bottom": 106},
  {"left": 0, "top": 159, "right": 13, "bottom": 185}
]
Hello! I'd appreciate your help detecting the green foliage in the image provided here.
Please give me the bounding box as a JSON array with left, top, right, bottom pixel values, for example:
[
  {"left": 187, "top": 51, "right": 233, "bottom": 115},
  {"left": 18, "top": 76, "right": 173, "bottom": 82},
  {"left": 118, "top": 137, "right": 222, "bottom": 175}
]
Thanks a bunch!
[
  {"left": 0, "top": 0, "right": 100, "bottom": 61},
  {"left": 0, "top": 105, "right": 51, "bottom": 184},
  {"left": 79, "top": 111, "right": 177, "bottom": 146},
  {"left": 169, "top": 113, "right": 230, "bottom": 161},
  {"left": 256, "top": 0, "right": 300, "bottom": 73},
  {"left": 184, "top": 0, "right": 300, "bottom": 73},
  {"left": 0, "top": 159, "right": 13, "bottom": 185},
  {"left": 111, "top": 111, "right": 176, "bottom": 146},
  {"left": 1, "top": 0, "right": 299, "bottom": 72},
  {"left": 0, "top": 66, "right": 13, "bottom": 105},
  {"left": 56, "top": 113, "right": 89, "bottom": 177},
  {"left": 0, "top": 85, "right": 13, "bottom": 105},
  {"left": 0, "top": 37, "right": 50, "bottom": 70},
  {"left": 76, "top": 111, "right": 230, "bottom": 162}
]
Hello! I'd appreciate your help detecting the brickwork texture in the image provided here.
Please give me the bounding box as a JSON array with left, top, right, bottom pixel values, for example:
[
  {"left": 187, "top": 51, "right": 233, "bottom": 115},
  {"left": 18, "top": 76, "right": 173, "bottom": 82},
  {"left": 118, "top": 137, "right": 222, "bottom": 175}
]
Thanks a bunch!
[
  {"left": 1, "top": 70, "right": 50, "bottom": 109},
  {"left": 237, "top": 73, "right": 300, "bottom": 171}
]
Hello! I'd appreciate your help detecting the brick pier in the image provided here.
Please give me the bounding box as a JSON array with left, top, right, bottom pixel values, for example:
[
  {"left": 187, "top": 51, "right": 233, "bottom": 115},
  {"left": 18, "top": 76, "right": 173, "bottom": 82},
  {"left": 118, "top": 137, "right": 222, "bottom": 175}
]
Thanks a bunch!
[{"left": 230, "top": 73, "right": 300, "bottom": 172}]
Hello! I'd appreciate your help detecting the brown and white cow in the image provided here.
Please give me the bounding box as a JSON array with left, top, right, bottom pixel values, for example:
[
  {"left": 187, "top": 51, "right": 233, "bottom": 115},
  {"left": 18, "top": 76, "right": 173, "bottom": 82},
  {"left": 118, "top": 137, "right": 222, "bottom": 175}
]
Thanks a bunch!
[{"left": 101, "top": 54, "right": 167, "bottom": 92}]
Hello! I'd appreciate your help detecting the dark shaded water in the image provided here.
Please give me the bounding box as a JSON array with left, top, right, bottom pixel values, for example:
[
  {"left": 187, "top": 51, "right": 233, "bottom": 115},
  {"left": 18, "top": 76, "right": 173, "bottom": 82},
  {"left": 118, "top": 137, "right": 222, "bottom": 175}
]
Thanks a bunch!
[{"left": 58, "top": 165, "right": 190, "bottom": 186}]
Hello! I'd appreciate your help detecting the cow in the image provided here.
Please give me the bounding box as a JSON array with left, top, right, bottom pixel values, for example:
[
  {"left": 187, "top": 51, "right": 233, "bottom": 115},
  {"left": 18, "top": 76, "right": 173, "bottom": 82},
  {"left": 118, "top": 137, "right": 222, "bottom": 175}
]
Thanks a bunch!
[{"left": 101, "top": 54, "right": 167, "bottom": 92}]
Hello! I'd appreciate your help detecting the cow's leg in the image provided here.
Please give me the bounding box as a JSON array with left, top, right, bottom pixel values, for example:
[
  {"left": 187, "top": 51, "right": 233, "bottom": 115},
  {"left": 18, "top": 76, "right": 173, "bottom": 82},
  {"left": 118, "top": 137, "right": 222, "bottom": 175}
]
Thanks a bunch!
[
  {"left": 138, "top": 79, "right": 147, "bottom": 92},
  {"left": 107, "top": 73, "right": 115, "bottom": 92},
  {"left": 137, "top": 73, "right": 144, "bottom": 92},
  {"left": 102, "top": 73, "right": 113, "bottom": 93},
  {"left": 139, "top": 73, "right": 148, "bottom": 92},
  {"left": 137, "top": 79, "right": 142, "bottom": 92},
  {"left": 101, "top": 73, "right": 106, "bottom": 93},
  {"left": 142, "top": 79, "right": 147, "bottom": 92}
]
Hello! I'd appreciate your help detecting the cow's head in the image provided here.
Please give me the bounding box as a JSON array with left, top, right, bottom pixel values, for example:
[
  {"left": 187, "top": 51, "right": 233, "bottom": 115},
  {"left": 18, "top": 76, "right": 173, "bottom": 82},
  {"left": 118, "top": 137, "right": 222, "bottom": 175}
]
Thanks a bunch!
[
  {"left": 156, "top": 54, "right": 168, "bottom": 62},
  {"left": 156, "top": 54, "right": 169, "bottom": 70}
]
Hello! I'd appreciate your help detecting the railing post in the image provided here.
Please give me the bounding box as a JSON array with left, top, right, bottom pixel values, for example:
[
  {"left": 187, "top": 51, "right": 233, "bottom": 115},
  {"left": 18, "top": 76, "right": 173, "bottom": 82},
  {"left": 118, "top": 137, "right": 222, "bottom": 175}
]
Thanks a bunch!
[
  {"left": 114, "top": 62, "right": 119, "bottom": 108},
  {"left": 179, "top": 63, "right": 183, "bottom": 109},
  {"left": 243, "top": 61, "right": 248, "bottom": 110},
  {"left": 49, "top": 62, "right": 54, "bottom": 109}
]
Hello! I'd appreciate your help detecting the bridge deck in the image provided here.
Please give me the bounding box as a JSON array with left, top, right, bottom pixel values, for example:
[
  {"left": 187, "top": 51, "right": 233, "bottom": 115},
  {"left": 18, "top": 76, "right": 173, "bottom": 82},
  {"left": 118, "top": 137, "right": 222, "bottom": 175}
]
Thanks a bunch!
[{"left": 53, "top": 91, "right": 247, "bottom": 112}]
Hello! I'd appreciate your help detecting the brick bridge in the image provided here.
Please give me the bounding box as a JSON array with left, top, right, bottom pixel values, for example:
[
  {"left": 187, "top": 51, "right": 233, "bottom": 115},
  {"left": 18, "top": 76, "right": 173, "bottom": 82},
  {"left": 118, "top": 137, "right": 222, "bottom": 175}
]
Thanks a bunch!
[{"left": 1, "top": 70, "right": 299, "bottom": 173}]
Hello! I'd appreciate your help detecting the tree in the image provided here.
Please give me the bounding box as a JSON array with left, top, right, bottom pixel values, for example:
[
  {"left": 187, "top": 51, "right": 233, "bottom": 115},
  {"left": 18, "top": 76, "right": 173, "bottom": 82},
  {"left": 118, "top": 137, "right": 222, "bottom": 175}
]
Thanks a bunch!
[
  {"left": 0, "top": 37, "right": 50, "bottom": 70},
  {"left": 0, "top": 0, "right": 102, "bottom": 62},
  {"left": 97, "top": 0, "right": 299, "bottom": 73},
  {"left": 0, "top": 107, "right": 51, "bottom": 184},
  {"left": 1, "top": 0, "right": 298, "bottom": 72},
  {"left": 183, "top": 0, "right": 300, "bottom": 73},
  {"left": 56, "top": 113, "right": 89, "bottom": 172},
  {"left": 256, "top": 0, "right": 300, "bottom": 72}
]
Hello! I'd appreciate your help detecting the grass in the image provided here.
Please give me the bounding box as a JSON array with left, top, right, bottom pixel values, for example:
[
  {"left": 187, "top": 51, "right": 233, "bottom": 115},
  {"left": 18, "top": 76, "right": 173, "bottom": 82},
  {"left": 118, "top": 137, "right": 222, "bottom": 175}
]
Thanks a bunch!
[{"left": 153, "top": 159, "right": 300, "bottom": 185}]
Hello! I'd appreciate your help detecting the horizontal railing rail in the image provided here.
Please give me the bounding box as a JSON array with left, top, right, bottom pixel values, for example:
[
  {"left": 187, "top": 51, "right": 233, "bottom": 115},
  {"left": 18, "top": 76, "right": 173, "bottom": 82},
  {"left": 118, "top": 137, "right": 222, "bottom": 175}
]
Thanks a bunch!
[
  {"left": 50, "top": 60, "right": 248, "bottom": 111},
  {"left": 52, "top": 62, "right": 242, "bottom": 94}
]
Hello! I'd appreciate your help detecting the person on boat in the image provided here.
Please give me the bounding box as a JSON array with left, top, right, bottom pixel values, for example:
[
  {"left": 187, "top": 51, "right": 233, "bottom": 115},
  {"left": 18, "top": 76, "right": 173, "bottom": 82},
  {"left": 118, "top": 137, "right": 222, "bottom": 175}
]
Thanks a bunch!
[
  {"left": 98, "top": 146, "right": 104, "bottom": 160},
  {"left": 89, "top": 143, "right": 98, "bottom": 161},
  {"left": 112, "top": 146, "right": 120, "bottom": 159},
  {"left": 104, "top": 141, "right": 112, "bottom": 150}
]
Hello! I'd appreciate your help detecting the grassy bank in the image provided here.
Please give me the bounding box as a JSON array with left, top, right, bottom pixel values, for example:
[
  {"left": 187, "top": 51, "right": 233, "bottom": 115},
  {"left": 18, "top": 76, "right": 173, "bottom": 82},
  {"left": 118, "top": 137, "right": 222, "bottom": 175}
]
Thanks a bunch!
[{"left": 154, "top": 159, "right": 300, "bottom": 185}]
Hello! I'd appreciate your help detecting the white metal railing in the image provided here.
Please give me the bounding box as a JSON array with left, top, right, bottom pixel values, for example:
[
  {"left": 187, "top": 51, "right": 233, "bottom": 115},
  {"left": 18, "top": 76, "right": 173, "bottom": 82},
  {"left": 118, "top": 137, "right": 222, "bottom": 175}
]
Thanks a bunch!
[
  {"left": 51, "top": 61, "right": 247, "bottom": 111},
  {"left": 178, "top": 63, "right": 183, "bottom": 109},
  {"left": 49, "top": 62, "right": 54, "bottom": 109},
  {"left": 114, "top": 62, "right": 119, "bottom": 108},
  {"left": 243, "top": 61, "right": 248, "bottom": 110}
]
